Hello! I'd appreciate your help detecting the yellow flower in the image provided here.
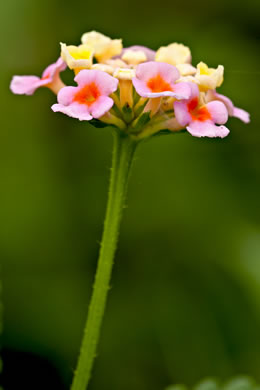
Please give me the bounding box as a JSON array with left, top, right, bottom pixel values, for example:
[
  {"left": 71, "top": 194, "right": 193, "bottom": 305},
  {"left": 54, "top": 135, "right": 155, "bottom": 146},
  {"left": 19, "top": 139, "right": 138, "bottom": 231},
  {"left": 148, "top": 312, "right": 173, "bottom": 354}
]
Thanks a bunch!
[
  {"left": 60, "top": 43, "right": 93, "bottom": 73},
  {"left": 113, "top": 68, "right": 136, "bottom": 108},
  {"left": 176, "top": 63, "right": 196, "bottom": 76},
  {"left": 81, "top": 31, "right": 122, "bottom": 62},
  {"left": 122, "top": 49, "right": 147, "bottom": 65},
  {"left": 195, "top": 62, "right": 224, "bottom": 91},
  {"left": 155, "top": 43, "right": 191, "bottom": 65}
]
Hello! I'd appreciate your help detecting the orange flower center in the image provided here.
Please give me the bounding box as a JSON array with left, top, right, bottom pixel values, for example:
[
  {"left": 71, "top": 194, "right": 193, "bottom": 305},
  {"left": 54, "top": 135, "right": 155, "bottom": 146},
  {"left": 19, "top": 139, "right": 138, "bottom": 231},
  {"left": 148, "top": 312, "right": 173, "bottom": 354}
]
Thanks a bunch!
[
  {"left": 41, "top": 73, "right": 50, "bottom": 81},
  {"left": 146, "top": 73, "right": 172, "bottom": 93},
  {"left": 74, "top": 83, "right": 100, "bottom": 106},
  {"left": 187, "top": 97, "right": 211, "bottom": 122}
]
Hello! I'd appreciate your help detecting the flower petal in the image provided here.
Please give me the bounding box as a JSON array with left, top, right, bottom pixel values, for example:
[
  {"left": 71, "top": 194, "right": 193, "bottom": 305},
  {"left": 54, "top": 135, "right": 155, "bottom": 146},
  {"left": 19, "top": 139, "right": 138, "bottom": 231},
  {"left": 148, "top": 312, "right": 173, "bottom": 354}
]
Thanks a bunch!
[
  {"left": 75, "top": 69, "right": 118, "bottom": 95},
  {"left": 57, "top": 86, "right": 78, "bottom": 105},
  {"left": 206, "top": 101, "right": 228, "bottom": 124},
  {"left": 233, "top": 107, "right": 250, "bottom": 123},
  {"left": 42, "top": 57, "right": 67, "bottom": 80},
  {"left": 52, "top": 102, "right": 92, "bottom": 121},
  {"left": 174, "top": 101, "right": 192, "bottom": 126},
  {"left": 10, "top": 76, "right": 46, "bottom": 95},
  {"left": 136, "top": 61, "right": 179, "bottom": 84},
  {"left": 89, "top": 96, "right": 114, "bottom": 118},
  {"left": 206, "top": 90, "right": 250, "bottom": 123},
  {"left": 172, "top": 82, "right": 191, "bottom": 100},
  {"left": 187, "top": 120, "right": 230, "bottom": 138}
]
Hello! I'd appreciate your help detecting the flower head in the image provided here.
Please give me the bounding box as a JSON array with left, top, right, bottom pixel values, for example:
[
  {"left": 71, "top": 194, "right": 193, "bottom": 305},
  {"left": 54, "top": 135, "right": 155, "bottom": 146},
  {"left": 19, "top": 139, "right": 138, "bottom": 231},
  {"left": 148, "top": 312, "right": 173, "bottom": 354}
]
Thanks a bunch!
[
  {"left": 10, "top": 30, "right": 250, "bottom": 140},
  {"left": 52, "top": 69, "right": 118, "bottom": 121},
  {"left": 10, "top": 57, "right": 66, "bottom": 95},
  {"left": 132, "top": 61, "right": 191, "bottom": 99},
  {"left": 174, "top": 82, "right": 229, "bottom": 138}
]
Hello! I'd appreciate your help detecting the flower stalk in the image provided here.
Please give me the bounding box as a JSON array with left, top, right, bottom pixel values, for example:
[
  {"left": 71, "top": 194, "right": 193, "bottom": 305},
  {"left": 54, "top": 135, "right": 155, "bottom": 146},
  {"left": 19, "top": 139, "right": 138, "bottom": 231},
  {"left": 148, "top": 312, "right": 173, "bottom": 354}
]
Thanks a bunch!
[{"left": 71, "top": 129, "right": 137, "bottom": 390}]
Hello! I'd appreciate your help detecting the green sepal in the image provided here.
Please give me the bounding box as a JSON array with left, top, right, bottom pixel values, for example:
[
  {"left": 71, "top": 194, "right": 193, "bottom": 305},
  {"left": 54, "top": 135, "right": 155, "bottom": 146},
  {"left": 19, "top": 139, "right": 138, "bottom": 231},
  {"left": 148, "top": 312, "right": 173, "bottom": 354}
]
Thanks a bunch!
[
  {"left": 89, "top": 119, "right": 116, "bottom": 129},
  {"left": 152, "top": 129, "right": 186, "bottom": 137},
  {"left": 133, "top": 89, "right": 141, "bottom": 105},
  {"left": 110, "top": 104, "right": 123, "bottom": 119},
  {"left": 134, "top": 99, "right": 148, "bottom": 117},
  {"left": 132, "top": 111, "right": 151, "bottom": 133},
  {"left": 122, "top": 103, "right": 134, "bottom": 123}
]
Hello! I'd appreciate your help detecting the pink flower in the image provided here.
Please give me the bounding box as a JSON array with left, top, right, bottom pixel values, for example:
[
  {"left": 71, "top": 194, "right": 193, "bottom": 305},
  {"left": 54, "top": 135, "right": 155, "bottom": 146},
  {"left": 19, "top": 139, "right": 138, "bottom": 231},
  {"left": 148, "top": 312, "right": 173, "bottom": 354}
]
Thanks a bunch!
[
  {"left": 206, "top": 90, "right": 250, "bottom": 123},
  {"left": 132, "top": 61, "right": 191, "bottom": 99},
  {"left": 51, "top": 69, "right": 118, "bottom": 121},
  {"left": 174, "top": 82, "right": 229, "bottom": 138},
  {"left": 10, "top": 58, "right": 66, "bottom": 95}
]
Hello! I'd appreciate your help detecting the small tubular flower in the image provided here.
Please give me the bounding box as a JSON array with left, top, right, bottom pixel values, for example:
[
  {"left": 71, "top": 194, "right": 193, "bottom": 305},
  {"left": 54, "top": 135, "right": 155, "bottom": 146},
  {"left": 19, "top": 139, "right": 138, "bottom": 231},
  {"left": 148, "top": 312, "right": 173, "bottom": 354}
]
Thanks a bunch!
[
  {"left": 10, "top": 57, "right": 66, "bottom": 95},
  {"left": 195, "top": 62, "right": 224, "bottom": 91},
  {"left": 91, "top": 63, "right": 115, "bottom": 75},
  {"left": 61, "top": 43, "right": 93, "bottom": 73},
  {"left": 113, "top": 68, "right": 136, "bottom": 114},
  {"left": 81, "top": 31, "right": 122, "bottom": 62},
  {"left": 155, "top": 43, "right": 191, "bottom": 66},
  {"left": 206, "top": 90, "right": 250, "bottom": 123},
  {"left": 118, "top": 45, "right": 155, "bottom": 62},
  {"left": 132, "top": 61, "right": 191, "bottom": 99},
  {"left": 176, "top": 63, "right": 197, "bottom": 76},
  {"left": 121, "top": 49, "right": 147, "bottom": 65},
  {"left": 174, "top": 82, "right": 229, "bottom": 138},
  {"left": 51, "top": 69, "right": 118, "bottom": 121}
]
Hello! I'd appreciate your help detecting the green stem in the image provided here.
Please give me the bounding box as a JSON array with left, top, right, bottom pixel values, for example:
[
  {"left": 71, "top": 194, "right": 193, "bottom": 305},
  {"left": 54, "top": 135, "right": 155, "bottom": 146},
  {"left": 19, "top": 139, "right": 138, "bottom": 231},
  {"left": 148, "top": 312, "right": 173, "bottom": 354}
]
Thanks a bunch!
[{"left": 71, "top": 130, "right": 138, "bottom": 390}]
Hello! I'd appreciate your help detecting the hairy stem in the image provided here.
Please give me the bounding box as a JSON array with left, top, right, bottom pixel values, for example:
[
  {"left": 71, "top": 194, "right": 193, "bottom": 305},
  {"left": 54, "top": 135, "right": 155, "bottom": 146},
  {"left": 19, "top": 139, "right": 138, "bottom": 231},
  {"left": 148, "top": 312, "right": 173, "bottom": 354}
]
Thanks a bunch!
[{"left": 71, "top": 130, "right": 137, "bottom": 390}]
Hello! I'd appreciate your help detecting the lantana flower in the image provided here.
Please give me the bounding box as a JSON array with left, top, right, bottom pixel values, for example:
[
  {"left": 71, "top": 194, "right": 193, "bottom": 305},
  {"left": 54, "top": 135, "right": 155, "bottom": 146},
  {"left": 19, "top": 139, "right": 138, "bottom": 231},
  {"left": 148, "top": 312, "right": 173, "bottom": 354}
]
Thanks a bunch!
[
  {"left": 117, "top": 45, "right": 156, "bottom": 63},
  {"left": 61, "top": 43, "right": 93, "bottom": 73},
  {"left": 113, "top": 68, "right": 136, "bottom": 108},
  {"left": 155, "top": 43, "right": 191, "bottom": 66},
  {"left": 81, "top": 31, "right": 122, "bottom": 62},
  {"left": 51, "top": 69, "right": 118, "bottom": 121},
  {"left": 121, "top": 49, "right": 147, "bottom": 65},
  {"left": 10, "top": 57, "right": 66, "bottom": 95},
  {"left": 10, "top": 30, "right": 250, "bottom": 141},
  {"left": 174, "top": 82, "right": 229, "bottom": 138},
  {"left": 132, "top": 61, "right": 191, "bottom": 99},
  {"left": 195, "top": 61, "right": 224, "bottom": 91}
]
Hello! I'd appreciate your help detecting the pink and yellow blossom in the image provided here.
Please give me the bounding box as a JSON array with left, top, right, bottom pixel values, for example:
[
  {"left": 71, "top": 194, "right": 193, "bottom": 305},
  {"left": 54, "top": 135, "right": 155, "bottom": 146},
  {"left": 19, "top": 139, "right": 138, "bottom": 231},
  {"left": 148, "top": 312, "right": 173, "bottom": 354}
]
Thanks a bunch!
[
  {"left": 10, "top": 57, "right": 66, "bottom": 95},
  {"left": 10, "top": 30, "right": 250, "bottom": 140}
]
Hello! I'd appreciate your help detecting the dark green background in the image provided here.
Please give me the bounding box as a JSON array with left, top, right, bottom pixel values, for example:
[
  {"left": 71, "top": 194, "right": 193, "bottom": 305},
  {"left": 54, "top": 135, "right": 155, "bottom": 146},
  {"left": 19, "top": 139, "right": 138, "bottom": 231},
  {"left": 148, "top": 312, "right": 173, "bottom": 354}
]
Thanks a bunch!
[{"left": 0, "top": 0, "right": 260, "bottom": 389}]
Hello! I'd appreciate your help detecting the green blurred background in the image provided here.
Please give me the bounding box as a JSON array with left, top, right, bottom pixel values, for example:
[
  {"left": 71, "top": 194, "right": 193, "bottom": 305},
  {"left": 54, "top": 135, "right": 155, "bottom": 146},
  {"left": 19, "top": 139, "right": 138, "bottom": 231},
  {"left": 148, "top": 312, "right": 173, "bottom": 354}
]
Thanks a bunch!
[{"left": 0, "top": 0, "right": 260, "bottom": 389}]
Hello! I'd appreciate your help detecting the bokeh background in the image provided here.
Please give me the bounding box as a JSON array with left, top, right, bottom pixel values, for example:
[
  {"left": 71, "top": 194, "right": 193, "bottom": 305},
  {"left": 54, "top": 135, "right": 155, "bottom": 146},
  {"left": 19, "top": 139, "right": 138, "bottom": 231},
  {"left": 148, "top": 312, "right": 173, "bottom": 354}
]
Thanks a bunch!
[{"left": 0, "top": 0, "right": 260, "bottom": 389}]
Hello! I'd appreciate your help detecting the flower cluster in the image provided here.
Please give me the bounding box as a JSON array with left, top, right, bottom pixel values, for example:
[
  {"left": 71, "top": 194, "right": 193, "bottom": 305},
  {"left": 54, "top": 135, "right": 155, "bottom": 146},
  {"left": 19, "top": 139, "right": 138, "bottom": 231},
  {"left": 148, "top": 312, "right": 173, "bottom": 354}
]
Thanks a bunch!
[{"left": 10, "top": 31, "right": 250, "bottom": 139}]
